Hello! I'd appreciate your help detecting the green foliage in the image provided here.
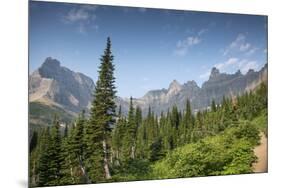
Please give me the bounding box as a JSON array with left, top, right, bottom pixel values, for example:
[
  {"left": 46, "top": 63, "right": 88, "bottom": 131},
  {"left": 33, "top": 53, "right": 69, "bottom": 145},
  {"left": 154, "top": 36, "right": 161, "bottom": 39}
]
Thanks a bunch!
[
  {"left": 251, "top": 110, "right": 268, "bottom": 137},
  {"left": 232, "top": 120, "right": 260, "bottom": 145},
  {"left": 151, "top": 123, "right": 260, "bottom": 179},
  {"left": 111, "top": 158, "right": 151, "bottom": 181},
  {"left": 149, "top": 137, "right": 165, "bottom": 162}
]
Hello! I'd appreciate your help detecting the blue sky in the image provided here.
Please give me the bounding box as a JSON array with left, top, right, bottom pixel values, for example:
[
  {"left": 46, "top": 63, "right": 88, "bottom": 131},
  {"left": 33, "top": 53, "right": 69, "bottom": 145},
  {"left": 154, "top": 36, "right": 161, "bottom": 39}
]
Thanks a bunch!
[{"left": 29, "top": 1, "right": 267, "bottom": 98}]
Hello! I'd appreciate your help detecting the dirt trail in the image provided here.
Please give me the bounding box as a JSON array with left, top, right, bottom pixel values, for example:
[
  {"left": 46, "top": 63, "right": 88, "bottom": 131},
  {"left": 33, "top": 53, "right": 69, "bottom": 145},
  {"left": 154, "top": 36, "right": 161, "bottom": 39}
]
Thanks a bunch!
[{"left": 252, "top": 133, "right": 268, "bottom": 173}]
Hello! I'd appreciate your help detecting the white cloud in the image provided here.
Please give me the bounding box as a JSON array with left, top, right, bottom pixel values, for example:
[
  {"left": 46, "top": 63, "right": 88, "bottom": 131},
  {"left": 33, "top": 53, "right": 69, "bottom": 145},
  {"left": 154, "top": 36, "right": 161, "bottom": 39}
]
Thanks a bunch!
[
  {"left": 223, "top": 34, "right": 257, "bottom": 56},
  {"left": 215, "top": 58, "right": 239, "bottom": 70},
  {"left": 198, "top": 28, "right": 208, "bottom": 36},
  {"left": 187, "top": 37, "right": 200, "bottom": 45},
  {"left": 246, "top": 47, "right": 258, "bottom": 56},
  {"left": 215, "top": 57, "right": 260, "bottom": 74},
  {"left": 63, "top": 5, "right": 98, "bottom": 34},
  {"left": 174, "top": 28, "right": 207, "bottom": 57},
  {"left": 238, "top": 60, "right": 259, "bottom": 74},
  {"left": 240, "top": 43, "right": 251, "bottom": 51},
  {"left": 174, "top": 36, "right": 201, "bottom": 56},
  {"left": 230, "top": 34, "right": 245, "bottom": 48},
  {"left": 64, "top": 9, "right": 90, "bottom": 22},
  {"left": 199, "top": 70, "right": 211, "bottom": 79}
]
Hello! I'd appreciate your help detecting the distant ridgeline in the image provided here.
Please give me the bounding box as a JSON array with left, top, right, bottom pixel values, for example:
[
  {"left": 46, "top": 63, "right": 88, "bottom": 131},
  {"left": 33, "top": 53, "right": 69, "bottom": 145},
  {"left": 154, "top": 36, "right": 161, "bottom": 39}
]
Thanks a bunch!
[
  {"left": 29, "top": 39, "right": 267, "bottom": 187},
  {"left": 29, "top": 57, "right": 267, "bottom": 128}
]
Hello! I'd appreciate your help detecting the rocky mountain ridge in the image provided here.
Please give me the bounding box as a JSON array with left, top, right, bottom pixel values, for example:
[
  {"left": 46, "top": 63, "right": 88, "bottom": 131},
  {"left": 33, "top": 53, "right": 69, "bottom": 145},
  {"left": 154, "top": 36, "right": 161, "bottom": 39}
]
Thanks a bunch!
[
  {"left": 29, "top": 57, "right": 268, "bottom": 120},
  {"left": 135, "top": 64, "right": 267, "bottom": 115}
]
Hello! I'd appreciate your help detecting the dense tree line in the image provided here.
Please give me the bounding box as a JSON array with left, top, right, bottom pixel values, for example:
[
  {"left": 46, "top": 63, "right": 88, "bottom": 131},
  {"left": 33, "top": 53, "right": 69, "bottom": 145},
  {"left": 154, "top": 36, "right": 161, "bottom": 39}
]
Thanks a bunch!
[{"left": 29, "top": 38, "right": 267, "bottom": 187}]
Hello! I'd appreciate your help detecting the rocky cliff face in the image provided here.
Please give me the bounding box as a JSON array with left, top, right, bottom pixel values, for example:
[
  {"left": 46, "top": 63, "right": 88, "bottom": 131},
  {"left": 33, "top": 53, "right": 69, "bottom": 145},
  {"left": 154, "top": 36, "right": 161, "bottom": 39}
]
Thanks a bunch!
[{"left": 29, "top": 57, "right": 95, "bottom": 113}]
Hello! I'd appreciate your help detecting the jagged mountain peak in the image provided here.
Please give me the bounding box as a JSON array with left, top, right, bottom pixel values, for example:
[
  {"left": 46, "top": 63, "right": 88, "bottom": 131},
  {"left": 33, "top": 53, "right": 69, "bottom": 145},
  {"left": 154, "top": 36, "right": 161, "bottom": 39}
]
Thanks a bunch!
[
  {"left": 40, "top": 57, "right": 60, "bottom": 69},
  {"left": 235, "top": 69, "right": 242, "bottom": 76},
  {"left": 30, "top": 57, "right": 95, "bottom": 113},
  {"left": 168, "top": 80, "right": 181, "bottom": 90},
  {"left": 209, "top": 67, "right": 220, "bottom": 79},
  {"left": 246, "top": 69, "right": 255, "bottom": 75},
  {"left": 184, "top": 80, "right": 199, "bottom": 88}
]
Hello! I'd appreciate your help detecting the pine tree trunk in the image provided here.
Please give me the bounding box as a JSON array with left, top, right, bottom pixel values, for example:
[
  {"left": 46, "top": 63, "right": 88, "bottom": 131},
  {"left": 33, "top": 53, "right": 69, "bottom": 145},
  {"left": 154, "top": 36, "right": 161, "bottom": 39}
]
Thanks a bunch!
[
  {"left": 102, "top": 140, "right": 111, "bottom": 179},
  {"left": 116, "top": 150, "right": 120, "bottom": 166},
  {"left": 131, "top": 145, "right": 135, "bottom": 159},
  {"left": 78, "top": 155, "right": 91, "bottom": 183},
  {"left": 110, "top": 148, "right": 113, "bottom": 163},
  {"left": 69, "top": 158, "right": 75, "bottom": 183}
]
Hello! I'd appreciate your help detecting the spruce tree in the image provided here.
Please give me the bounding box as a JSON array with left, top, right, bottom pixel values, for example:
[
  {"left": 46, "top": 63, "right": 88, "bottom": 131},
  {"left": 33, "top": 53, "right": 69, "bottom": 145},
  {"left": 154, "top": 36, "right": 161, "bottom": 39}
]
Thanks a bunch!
[
  {"left": 64, "top": 124, "right": 69, "bottom": 138},
  {"left": 211, "top": 99, "right": 217, "bottom": 112},
  {"left": 112, "top": 105, "right": 125, "bottom": 165},
  {"left": 122, "top": 96, "right": 136, "bottom": 160},
  {"left": 128, "top": 97, "right": 137, "bottom": 158},
  {"left": 48, "top": 115, "right": 63, "bottom": 186},
  {"left": 60, "top": 111, "right": 89, "bottom": 185},
  {"left": 135, "top": 106, "right": 142, "bottom": 130},
  {"left": 37, "top": 127, "right": 51, "bottom": 187},
  {"left": 84, "top": 37, "right": 116, "bottom": 182}
]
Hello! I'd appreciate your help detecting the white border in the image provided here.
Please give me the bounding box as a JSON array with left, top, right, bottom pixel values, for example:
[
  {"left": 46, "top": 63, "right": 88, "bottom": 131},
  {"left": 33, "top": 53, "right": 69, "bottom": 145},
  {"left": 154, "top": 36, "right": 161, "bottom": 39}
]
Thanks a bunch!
[{"left": 1, "top": 0, "right": 280, "bottom": 188}]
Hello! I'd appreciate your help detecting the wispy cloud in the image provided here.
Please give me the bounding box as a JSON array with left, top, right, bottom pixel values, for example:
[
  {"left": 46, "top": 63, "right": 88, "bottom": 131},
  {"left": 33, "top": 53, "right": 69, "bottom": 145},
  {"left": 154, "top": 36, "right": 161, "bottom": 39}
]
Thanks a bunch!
[
  {"left": 198, "top": 28, "right": 208, "bottom": 36},
  {"left": 223, "top": 34, "right": 258, "bottom": 56},
  {"left": 174, "top": 28, "right": 208, "bottom": 56},
  {"left": 62, "top": 5, "right": 98, "bottom": 34},
  {"left": 142, "top": 77, "right": 150, "bottom": 81},
  {"left": 215, "top": 57, "right": 260, "bottom": 74},
  {"left": 199, "top": 70, "right": 211, "bottom": 79},
  {"left": 215, "top": 58, "right": 239, "bottom": 70},
  {"left": 239, "top": 43, "right": 251, "bottom": 52},
  {"left": 245, "top": 47, "right": 258, "bottom": 56},
  {"left": 174, "top": 36, "right": 201, "bottom": 56},
  {"left": 238, "top": 60, "right": 260, "bottom": 73}
]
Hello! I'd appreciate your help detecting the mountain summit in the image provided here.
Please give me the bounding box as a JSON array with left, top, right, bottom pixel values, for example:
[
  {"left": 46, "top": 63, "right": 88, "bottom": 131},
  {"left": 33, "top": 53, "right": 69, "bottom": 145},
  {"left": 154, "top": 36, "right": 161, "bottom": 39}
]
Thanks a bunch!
[
  {"left": 29, "top": 57, "right": 95, "bottom": 113},
  {"left": 167, "top": 80, "right": 182, "bottom": 96},
  {"left": 210, "top": 67, "right": 220, "bottom": 79}
]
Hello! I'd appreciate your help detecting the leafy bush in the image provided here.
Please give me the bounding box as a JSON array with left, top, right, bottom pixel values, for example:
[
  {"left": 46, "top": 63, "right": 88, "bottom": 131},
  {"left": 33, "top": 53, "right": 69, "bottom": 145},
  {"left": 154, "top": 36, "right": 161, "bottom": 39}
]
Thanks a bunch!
[{"left": 151, "top": 122, "right": 260, "bottom": 179}]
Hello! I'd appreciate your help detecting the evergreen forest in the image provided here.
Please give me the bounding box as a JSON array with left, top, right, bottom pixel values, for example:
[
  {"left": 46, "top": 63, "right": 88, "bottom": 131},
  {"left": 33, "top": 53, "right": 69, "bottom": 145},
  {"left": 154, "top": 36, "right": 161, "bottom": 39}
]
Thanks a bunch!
[{"left": 29, "top": 38, "right": 268, "bottom": 187}]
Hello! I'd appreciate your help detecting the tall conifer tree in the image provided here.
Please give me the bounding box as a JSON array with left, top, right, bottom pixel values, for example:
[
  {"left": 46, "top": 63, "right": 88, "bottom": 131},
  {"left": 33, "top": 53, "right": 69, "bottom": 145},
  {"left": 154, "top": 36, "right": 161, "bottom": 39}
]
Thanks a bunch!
[{"left": 84, "top": 37, "right": 116, "bottom": 182}]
